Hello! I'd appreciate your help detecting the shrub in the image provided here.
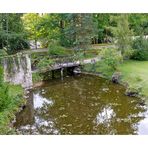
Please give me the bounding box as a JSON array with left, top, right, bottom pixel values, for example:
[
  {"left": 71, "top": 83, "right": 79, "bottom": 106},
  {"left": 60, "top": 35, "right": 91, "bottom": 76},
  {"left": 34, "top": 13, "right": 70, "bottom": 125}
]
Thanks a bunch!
[
  {"left": 8, "top": 36, "right": 29, "bottom": 53},
  {"left": 100, "top": 48, "right": 123, "bottom": 71},
  {"left": 32, "top": 73, "right": 43, "bottom": 83},
  {"left": 0, "top": 66, "right": 4, "bottom": 85},
  {"left": 131, "top": 37, "right": 148, "bottom": 61},
  {"left": 37, "top": 57, "right": 54, "bottom": 69},
  {"left": 0, "top": 49, "right": 8, "bottom": 57},
  {"left": 48, "top": 43, "right": 71, "bottom": 56},
  {"left": 0, "top": 33, "right": 29, "bottom": 53},
  {"left": 0, "top": 66, "right": 24, "bottom": 134}
]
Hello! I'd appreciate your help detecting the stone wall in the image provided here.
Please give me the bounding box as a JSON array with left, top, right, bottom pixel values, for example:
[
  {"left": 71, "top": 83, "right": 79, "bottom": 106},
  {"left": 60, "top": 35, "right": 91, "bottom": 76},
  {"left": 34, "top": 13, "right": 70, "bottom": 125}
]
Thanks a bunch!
[{"left": 3, "top": 53, "right": 32, "bottom": 88}]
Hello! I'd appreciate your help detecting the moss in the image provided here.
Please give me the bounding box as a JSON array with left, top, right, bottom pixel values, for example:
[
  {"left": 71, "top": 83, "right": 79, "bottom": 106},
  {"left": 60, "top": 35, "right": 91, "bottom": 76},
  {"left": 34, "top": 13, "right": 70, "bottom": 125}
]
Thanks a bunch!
[
  {"left": 21, "top": 55, "right": 28, "bottom": 72},
  {"left": 6, "top": 57, "right": 14, "bottom": 76}
]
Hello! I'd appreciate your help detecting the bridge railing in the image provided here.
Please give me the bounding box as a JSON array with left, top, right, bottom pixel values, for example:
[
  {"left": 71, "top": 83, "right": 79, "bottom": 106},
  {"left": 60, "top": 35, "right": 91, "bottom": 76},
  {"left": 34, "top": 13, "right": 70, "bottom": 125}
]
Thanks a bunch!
[{"left": 53, "top": 55, "right": 80, "bottom": 63}]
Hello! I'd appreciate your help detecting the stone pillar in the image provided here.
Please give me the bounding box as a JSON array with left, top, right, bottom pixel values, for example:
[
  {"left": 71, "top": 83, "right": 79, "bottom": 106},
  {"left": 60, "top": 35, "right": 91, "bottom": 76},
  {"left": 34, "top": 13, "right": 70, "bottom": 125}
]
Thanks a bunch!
[
  {"left": 3, "top": 53, "right": 32, "bottom": 88},
  {"left": 51, "top": 70, "right": 55, "bottom": 79}
]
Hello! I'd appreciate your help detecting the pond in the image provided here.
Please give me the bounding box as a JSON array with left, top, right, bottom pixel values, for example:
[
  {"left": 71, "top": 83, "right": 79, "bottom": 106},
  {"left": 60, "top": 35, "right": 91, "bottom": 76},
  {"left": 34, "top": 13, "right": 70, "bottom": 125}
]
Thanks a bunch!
[{"left": 14, "top": 74, "right": 148, "bottom": 135}]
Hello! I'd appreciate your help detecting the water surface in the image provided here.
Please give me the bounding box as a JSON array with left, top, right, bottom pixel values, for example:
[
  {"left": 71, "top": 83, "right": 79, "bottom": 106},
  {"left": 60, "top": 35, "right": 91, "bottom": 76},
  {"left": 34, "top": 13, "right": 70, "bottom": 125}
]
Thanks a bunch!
[{"left": 14, "top": 74, "right": 148, "bottom": 135}]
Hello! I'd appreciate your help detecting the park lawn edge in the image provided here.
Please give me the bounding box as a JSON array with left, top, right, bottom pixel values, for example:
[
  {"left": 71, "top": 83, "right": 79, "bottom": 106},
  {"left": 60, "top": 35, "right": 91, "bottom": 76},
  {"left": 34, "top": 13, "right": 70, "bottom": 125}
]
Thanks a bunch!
[{"left": 83, "top": 60, "right": 148, "bottom": 101}]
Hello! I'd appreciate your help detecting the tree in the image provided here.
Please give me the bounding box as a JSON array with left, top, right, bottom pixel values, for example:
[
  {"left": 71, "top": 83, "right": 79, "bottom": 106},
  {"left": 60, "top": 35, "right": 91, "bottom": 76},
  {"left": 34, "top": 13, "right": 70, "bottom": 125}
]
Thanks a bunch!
[
  {"left": 132, "top": 37, "right": 148, "bottom": 61},
  {"left": 37, "top": 13, "right": 98, "bottom": 49},
  {"left": 129, "top": 14, "right": 148, "bottom": 36},
  {"left": 36, "top": 14, "right": 61, "bottom": 48},
  {"left": 22, "top": 13, "right": 41, "bottom": 49},
  {"left": 0, "top": 13, "right": 29, "bottom": 53},
  {"left": 93, "top": 14, "right": 111, "bottom": 43},
  {"left": 111, "top": 14, "right": 133, "bottom": 59},
  {"left": 62, "top": 14, "right": 97, "bottom": 49}
]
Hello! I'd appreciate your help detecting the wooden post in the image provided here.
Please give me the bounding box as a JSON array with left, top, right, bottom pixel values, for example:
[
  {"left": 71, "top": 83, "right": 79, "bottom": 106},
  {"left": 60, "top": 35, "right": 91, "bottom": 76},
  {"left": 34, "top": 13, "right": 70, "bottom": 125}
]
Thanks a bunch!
[
  {"left": 61, "top": 68, "right": 64, "bottom": 80},
  {"left": 51, "top": 70, "right": 55, "bottom": 79}
]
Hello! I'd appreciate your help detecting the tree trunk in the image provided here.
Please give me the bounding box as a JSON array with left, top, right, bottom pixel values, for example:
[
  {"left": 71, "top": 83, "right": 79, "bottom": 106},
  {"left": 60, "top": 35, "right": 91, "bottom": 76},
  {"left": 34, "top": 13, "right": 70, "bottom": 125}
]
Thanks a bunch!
[
  {"left": 35, "top": 39, "right": 37, "bottom": 49},
  {"left": 6, "top": 14, "right": 9, "bottom": 49}
]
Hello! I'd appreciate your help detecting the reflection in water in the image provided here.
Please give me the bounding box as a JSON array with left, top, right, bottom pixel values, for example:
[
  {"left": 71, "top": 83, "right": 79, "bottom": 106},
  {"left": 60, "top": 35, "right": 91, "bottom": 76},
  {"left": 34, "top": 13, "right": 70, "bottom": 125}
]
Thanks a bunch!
[
  {"left": 14, "top": 92, "right": 35, "bottom": 127},
  {"left": 33, "top": 93, "right": 53, "bottom": 109},
  {"left": 15, "top": 92, "right": 59, "bottom": 135},
  {"left": 14, "top": 74, "right": 148, "bottom": 135},
  {"left": 93, "top": 106, "right": 117, "bottom": 134},
  {"left": 16, "top": 116, "right": 59, "bottom": 135},
  {"left": 94, "top": 106, "right": 116, "bottom": 125},
  {"left": 137, "top": 110, "right": 148, "bottom": 135}
]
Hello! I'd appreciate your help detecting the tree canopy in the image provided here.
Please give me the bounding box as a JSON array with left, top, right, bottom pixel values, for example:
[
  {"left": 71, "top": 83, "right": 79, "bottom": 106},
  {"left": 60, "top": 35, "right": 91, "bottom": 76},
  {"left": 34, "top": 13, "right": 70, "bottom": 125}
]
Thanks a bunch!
[
  {"left": 0, "top": 13, "right": 147, "bottom": 53},
  {"left": 0, "top": 13, "right": 29, "bottom": 53}
]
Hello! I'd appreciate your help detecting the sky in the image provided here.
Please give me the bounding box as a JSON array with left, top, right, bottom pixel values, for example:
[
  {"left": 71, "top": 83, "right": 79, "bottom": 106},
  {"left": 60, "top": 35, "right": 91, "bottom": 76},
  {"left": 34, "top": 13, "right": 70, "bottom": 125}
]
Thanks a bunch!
[{"left": 0, "top": 0, "right": 147, "bottom": 13}]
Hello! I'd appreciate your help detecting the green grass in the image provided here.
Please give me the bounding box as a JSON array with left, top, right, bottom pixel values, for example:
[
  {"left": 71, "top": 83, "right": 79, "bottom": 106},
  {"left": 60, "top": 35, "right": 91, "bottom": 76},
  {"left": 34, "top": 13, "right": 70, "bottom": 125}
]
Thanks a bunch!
[
  {"left": 118, "top": 60, "right": 148, "bottom": 97},
  {"left": 92, "top": 43, "right": 113, "bottom": 47},
  {"left": 83, "top": 60, "right": 148, "bottom": 97},
  {"left": 8, "top": 84, "right": 24, "bottom": 97},
  {"left": 83, "top": 61, "right": 114, "bottom": 79},
  {"left": 0, "top": 84, "right": 24, "bottom": 134}
]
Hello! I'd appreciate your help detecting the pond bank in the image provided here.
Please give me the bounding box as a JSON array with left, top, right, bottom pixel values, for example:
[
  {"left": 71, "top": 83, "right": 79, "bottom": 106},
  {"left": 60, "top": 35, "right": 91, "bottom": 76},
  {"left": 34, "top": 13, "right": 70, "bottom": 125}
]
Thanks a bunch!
[
  {"left": 118, "top": 60, "right": 148, "bottom": 98},
  {"left": 82, "top": 60, "right": 148, "bottom": 102},
  {"left": 32, "top": 61, "right": 148, "bottom": 102}
]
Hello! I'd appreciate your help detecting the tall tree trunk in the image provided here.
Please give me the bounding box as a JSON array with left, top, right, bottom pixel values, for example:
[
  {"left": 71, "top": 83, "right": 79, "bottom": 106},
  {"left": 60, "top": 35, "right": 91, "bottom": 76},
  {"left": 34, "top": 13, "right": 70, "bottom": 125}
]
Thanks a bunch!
[
  {"left": 6, "top": 13, "right": 9, "bottom": 49},
  {"left": 35, "top": 39, "right": 37, "bottom": 49}
]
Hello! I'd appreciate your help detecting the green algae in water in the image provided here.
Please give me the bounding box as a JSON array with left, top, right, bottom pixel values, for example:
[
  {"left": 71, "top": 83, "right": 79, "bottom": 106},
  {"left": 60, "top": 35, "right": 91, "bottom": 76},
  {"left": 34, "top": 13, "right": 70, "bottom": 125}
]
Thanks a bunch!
[{"left": 14, "top": 74, "right": 148, "bottom": 135}]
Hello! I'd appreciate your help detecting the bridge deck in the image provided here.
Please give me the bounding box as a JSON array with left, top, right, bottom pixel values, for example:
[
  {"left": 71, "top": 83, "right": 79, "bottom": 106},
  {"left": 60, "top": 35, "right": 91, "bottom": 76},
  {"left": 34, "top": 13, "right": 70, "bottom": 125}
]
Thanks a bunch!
[{"left": 32, "top": 57, "right": 101, "bottom": 73}]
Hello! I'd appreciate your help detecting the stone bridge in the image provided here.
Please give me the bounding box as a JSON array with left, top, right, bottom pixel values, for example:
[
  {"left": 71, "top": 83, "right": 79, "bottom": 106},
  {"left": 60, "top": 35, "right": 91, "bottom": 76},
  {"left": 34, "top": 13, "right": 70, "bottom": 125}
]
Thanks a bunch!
[{"left": 1, "top": 51, "right": 101, "bottom": 88}]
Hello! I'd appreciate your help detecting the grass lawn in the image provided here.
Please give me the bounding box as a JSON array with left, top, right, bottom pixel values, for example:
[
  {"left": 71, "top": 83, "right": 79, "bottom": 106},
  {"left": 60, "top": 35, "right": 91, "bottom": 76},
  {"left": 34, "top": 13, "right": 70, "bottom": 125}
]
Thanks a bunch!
[
  {"left": 118, "top": 60, "right": 148, "bottom": 97},
  {"left": 83, "top": 60, "right": 148, "bottom": 97}
]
